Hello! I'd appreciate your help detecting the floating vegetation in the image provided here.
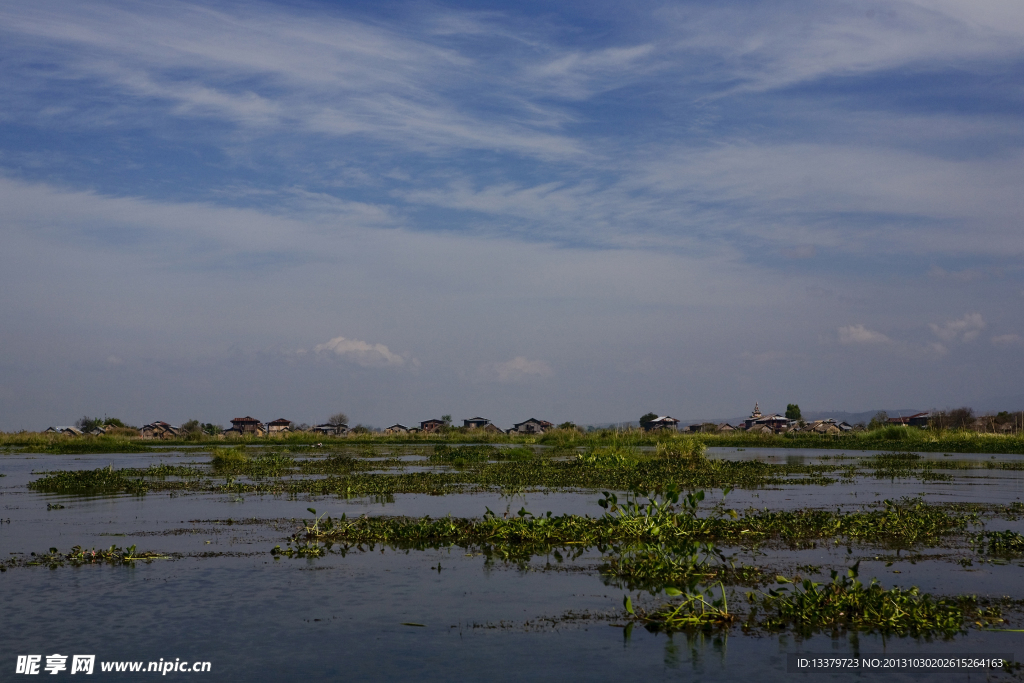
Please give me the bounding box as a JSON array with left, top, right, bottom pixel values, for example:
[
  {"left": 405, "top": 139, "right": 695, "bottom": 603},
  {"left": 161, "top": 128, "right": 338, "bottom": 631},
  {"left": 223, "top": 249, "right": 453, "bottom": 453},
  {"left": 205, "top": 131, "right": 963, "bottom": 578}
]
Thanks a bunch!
[
  {"left": 625, "top": 582, "right": 737, "bottom": 633},
  {"left": 210, "top": 447, "right": 249, "bottom": 469},
  {"left": 2, "top": 545, "right": 169, "bottom": 570},
  {"left": 267, "top": 491, "right": 982, "bottom": 575},
  {"left": 28, "top": 466, "right": 150, "bottom": 495},
  {"left": 430, "top": 445, "right": 497, "bottom": 465},
  {"left": 866, "top": 452, "right": 952, "bottom": 481},
  {"left": 972, "top": 530, "right": 1024, "bottom": 555},
  {"left": 745, "top": 562, "right": 1000, "bottom": 637},
  {"left": 576, "top": 449, "right": 636, "bottom": 468}
]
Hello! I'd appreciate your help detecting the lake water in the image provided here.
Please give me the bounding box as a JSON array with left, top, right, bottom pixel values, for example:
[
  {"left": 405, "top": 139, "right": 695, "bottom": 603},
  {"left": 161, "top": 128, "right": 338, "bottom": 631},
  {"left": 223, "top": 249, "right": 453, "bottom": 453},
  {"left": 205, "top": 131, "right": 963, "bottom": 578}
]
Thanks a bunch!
[{"left": 2, "top": 447, "right": 1022, "bottom": 681}]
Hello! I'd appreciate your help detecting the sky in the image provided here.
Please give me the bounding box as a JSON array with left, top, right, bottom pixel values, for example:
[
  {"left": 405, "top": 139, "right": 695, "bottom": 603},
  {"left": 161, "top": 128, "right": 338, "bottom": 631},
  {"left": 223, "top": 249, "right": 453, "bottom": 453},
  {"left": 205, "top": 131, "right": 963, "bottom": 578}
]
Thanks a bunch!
[{"left": 1, "top": 0, "right": 1023, "bottom": 431}]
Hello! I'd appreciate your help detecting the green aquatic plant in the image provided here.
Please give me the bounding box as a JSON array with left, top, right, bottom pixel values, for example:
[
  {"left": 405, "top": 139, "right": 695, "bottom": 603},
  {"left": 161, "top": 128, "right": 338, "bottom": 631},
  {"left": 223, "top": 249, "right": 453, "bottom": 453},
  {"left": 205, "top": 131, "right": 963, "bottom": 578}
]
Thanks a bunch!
[
  {"left": 210, "top": 447, "right": 249, "bottom": 468},
  {"left": 11, "top": 545, "right": 168, "bottom": 569},
  {"left": 28, "top": 466, "right": 149, "bottom": 495},
  {"left": 747, "top": 561, "right": 988, "bottom": 637},
  {"left": 971, "top": 530, "right": 1024, "bottom": 555},
  {"left": 625, "top": 582, "right": 736, "bottom": 633},
  {"left": 429, "top": 444, "right": 497, "bottom": 465}
]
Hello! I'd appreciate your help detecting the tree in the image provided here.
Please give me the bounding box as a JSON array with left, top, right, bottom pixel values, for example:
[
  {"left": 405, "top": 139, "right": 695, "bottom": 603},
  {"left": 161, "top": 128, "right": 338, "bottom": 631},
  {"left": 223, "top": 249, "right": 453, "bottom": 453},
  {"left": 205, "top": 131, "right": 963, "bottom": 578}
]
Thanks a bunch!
[
  {"left": 868, "top": 411, "right": 889, "bottom": 430},
  {"left": 75, "top": 416, "right": 104, "bottom": 432},
  {"left": 558, "top": 421, "right": 580, "bottom": 431},
  {"left": 202, "top": 423, "right": 222, "bottom": 436},
  {"left": 441, "top": 414, "right": 452, "bottom": 426},
  {"left": 931, "top": 407, "right": 975, "bottom": 431},
  {"left": 785, "top": 404, "right": 802, "bottom": 421},
  {"left": 639, "top": 412, "right": 658, "bottom": 424},
  {"left": 180, "top": 419, "right": 202, "bottom": 440},
  {"left": 327, "top": 412, "right": 349, "bottom": 427}
]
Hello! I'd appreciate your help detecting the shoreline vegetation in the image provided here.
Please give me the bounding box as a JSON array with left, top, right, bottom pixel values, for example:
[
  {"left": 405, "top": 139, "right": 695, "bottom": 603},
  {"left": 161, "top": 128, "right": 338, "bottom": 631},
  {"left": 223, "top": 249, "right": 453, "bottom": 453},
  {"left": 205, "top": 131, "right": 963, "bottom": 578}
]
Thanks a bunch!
[{"left": 3, "top": 424, "right": 1023, "bottom": 454}]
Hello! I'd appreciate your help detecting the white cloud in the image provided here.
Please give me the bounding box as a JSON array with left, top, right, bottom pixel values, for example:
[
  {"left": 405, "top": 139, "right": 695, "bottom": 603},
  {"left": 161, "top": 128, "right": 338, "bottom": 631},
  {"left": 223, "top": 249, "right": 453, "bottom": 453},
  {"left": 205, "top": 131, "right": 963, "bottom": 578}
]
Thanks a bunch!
[
  {"left": 313, "top": 336, "right": 408, "bottom": 368},
  {"left": 929, "top": 313, "right": 985, "bottom": 342},
  {"left": 838, "top": 324, "right": 891, "bottom": 345},
  {"left": 486, "top": 356, "right": 553, "bottom": 383},
  {"left": 992, "top": 333, "right": 1022, "bottom": 346}
]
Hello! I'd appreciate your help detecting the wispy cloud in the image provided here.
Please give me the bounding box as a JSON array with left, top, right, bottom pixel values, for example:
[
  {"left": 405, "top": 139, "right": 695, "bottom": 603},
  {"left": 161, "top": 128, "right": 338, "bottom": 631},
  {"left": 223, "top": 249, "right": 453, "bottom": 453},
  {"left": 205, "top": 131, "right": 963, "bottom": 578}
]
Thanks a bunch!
[
  {"left": 838, "top": 325, "right": 891, "bottom": 345},
  {"left": 482, "top": 357, "right": 553, "bottom": 383},
  {"left": 929, "top": 313, "right": 985, "bottom": 343},
  {"left": 992, "top": 333, "right": 1022, "bottom": 346},
  {"left": 312, "top": 336, "right": 409, "bottom": 368}
]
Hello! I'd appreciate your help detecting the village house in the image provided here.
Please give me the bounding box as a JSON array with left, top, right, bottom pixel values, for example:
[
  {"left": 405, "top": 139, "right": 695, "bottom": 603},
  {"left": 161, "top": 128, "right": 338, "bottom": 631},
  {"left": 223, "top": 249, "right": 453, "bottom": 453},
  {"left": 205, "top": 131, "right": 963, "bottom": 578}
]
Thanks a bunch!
[
  {"left": 266, "top": 418, "right": 294, "bottom": 434},
  {"left": 222, "top": 416, "right": 265, "bottom": 437},
  {"left": 508, "top": 418, "right": 553, "bottom": 435},
  {"left": 140, "top": 421, "right": 179, "bottom": 439},
  {"left": 463, "top": 417, "right": 505, "bottom": 434},
  {"left": 887, "top": 412, "right": 931, "bottom": 428},
  {"left": 383, "top": 424, "right": 410, "bottom": 435},
  {"left": 420, "top": 419, "right": 446, "bottom": 433},
  {"left": 742, "top": 403, "right": 790, "bottom": 433},
  {"left": 642, "top": 416, "right": 681, "bottom": 432},
  {"left": 788, "top": 418, "right": 853, "bottom": 435},
  {"left": 44, "top": 426, "right": 83, "bottom": 436},
  {"left": 311, "top": 423, "right": 347, "bottom": 436}
]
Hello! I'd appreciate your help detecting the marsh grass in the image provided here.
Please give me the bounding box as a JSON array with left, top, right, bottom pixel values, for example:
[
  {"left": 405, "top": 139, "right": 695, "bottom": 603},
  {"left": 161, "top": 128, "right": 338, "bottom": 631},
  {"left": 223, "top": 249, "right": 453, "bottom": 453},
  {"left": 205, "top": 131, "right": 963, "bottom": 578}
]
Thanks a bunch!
[
  {"left": 210, "top": 447, "right": 248, "bottom": 469},
  {"left": 3, "top": 427, "right": 1022, "bottom": 454}
]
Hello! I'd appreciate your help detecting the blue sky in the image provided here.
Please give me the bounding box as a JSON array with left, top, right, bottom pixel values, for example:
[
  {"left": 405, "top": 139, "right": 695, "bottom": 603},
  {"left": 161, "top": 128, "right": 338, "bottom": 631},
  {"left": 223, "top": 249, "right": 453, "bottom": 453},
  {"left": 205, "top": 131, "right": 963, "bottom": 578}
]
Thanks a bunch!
[{"left": 1, "top": 0, "right": 1022, "bottom": 430}]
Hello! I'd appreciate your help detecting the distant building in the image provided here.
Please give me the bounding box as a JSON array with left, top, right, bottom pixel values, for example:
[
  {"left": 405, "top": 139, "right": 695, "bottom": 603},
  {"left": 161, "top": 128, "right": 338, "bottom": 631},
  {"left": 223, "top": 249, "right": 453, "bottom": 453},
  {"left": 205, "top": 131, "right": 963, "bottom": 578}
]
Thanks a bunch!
[
  {"left": 384, "top": 424, "right": 410, "bottom": 435},
  {"left": 311, "top": 423, "right": 347, "bottom": 436},
  {"left": 742, "top": 403, "right": 790, "bottom": 433},
  {"left": 420, "top": 419, "right": 446, "bottom": 433},
  {"left": 222, "top": 416, "right": 265, "bottom": 437},
  {"left": 140, "top": 422, "right": 179, "bottom": 439},
  {"left": 463, "top": 417, "right": 492, "bottom": 429},
  {"left": 267, "top": 418, "right": 293, "bottom": 434},
  {"left": 508, "top": 418, "right": 553, "bottom": 435},
  {"left": 888, "top": 413, "right": 931, "bottom": 428},
  {"left": 642, "top": 416, "right": 681, "bottom": 432},
  {"left": 44, "top": 426, "right": 83, "bottom": 436}
]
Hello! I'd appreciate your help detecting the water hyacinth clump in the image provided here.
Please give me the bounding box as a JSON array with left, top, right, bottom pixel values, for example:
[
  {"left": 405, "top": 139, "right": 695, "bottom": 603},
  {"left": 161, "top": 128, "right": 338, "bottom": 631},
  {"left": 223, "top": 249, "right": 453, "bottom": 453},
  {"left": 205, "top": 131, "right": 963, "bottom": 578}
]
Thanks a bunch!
[
  {"left": 972, "top": 530, "right": 1024, "bottom": 555},
  {"left": 429, "top": 444, "right": 497, "bottom": 465},
  {"left": 746, "top": 562, "right": 991, "bottom": 637},
  {"left": 4, "top": 545, "right": 168, "bottom": 570},
  {"left": 28, "top": 466, "right": 149, "bottom": 495}
]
